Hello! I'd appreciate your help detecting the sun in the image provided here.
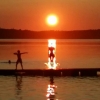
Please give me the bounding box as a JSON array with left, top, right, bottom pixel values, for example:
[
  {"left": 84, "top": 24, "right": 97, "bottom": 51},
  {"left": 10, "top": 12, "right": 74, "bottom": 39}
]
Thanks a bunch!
[{"left": 46, "top": 14, "right": 58, "bottom": 26}]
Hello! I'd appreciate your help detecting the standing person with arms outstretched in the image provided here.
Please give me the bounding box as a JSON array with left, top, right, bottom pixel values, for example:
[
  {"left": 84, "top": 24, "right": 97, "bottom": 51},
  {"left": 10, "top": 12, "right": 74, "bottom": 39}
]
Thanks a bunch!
[{"left": 14, "top": 50, "right": 28, "bottom": 70}]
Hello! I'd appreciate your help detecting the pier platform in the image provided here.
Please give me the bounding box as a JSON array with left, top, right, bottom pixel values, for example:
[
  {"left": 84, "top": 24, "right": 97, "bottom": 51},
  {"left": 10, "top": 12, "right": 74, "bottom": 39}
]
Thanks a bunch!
[{"left": 0, "top": 68, "right": 100, "bottom": 76}]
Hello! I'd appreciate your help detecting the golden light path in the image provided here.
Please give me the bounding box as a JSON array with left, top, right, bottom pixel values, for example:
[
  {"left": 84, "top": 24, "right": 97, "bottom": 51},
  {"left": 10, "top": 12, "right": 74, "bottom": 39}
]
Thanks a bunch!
[
  {"left": 46, "top": 15, "right": 58, "bottom": 26},
  {"left": 46, "top": 84, "right": 57, "bottom": 98},
  {"left": 45, "top": 39, "right": 59, "bottom": 69}
]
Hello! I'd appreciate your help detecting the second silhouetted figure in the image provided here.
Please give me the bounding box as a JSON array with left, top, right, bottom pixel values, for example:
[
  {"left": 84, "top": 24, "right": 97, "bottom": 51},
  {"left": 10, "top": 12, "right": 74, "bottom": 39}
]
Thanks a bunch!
[{"left": 14, "top": 50, "right": 28, "bottom": 70}]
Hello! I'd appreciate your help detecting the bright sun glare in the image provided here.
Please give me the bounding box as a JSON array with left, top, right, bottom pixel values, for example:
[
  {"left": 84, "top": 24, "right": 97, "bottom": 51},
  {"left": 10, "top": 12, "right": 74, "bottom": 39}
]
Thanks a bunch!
[{"left": 46, "top": 15, "right": 58, "bottom": 26}]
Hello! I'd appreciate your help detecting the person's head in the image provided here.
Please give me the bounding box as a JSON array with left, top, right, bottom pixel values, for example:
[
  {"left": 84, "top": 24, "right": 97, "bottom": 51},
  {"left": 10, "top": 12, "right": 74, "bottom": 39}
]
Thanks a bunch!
[
  {"left": 17, "top": 50, "right": 20, "bottom": 53},
  {"left": 8, "top": 60, "right": 11, "bottom": 64}
]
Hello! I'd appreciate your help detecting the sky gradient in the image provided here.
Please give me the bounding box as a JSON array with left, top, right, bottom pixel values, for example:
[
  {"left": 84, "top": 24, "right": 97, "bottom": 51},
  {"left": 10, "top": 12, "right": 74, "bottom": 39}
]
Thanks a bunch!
[{"left": 0, "top": 0, "right": 100, "bottom": 31}]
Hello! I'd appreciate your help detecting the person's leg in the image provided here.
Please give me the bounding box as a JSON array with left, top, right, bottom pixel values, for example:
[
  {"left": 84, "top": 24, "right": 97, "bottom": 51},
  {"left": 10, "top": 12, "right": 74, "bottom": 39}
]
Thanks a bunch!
[
  {"left": 16, "top": 61, "right": 18, "bottom": 70},
  {"left": 20, "top": 62, "right": 23, "bottom": 70},
  {"left": 50, "top": 54, "right": 52, "bottom": 61},
  {"left": 50, "top": 54, "right": 55, "bottom": 61}
]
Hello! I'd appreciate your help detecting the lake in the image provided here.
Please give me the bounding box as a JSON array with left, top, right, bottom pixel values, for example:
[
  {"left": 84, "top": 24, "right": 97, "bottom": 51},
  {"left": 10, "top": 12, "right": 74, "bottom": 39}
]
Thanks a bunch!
[
  {"left": 0, "top": 76, "right": 100, "bottom": 100},
  {"left": 0, "top": 39, "right": 100, "bottom": 100},
  {"left": 0, "top": 39, "right": 100, "bottom": 69}
]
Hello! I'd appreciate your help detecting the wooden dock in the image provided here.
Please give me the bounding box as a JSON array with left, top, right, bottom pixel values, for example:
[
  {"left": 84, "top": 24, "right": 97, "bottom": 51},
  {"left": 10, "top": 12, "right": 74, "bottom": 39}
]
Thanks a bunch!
[{"left": 0, "top": 68, "right": 100, "bottom": 76}]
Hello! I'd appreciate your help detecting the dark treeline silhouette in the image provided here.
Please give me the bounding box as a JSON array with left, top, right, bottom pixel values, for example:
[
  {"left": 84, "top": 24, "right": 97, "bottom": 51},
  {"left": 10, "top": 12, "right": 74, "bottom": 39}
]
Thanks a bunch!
[{"left": 0, "top": 28, "right": 100, "bottom": 39}]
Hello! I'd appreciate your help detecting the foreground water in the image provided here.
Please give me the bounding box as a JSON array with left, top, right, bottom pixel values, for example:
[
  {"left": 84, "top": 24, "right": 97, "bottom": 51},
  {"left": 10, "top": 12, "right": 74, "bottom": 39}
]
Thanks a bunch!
[{"left": 0, "top": 76, "right": 100, "bottom": 100}]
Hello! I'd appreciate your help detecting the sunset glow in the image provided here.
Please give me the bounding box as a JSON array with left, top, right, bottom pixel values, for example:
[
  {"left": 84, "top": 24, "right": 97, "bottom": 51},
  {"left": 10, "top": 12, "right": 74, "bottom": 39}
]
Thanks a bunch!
[
  {"left": 0, "top": 1, "right": 100, "bottom": 30},
  {"left": 46, "top": 15, "right": 58, "bottom": 26}
]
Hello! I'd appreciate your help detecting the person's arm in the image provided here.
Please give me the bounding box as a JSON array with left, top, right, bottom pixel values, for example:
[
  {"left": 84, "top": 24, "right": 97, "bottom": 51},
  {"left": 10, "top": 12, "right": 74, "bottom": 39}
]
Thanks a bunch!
[
  {"left": 14, "top": 53, "right": 17, "bottom": 55},
  {"left": 21, "top": 52, "right": 28, "bottom": 54}
]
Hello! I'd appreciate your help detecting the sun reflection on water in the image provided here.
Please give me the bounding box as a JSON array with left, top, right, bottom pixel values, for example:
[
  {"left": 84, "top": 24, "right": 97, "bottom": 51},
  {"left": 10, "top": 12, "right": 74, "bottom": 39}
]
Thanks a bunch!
[
  {"left": 45, "top": 39, "right": 59, "bottom": 70},
  {"left": 46, "top": 76, "right": 58, "bottom": 100}
]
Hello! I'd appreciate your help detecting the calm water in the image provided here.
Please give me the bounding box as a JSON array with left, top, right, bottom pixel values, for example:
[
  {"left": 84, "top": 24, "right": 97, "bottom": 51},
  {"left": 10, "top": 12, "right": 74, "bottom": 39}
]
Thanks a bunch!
[
  {"left": 0, "top": 39, "right": 100, "bottom": 100},
  {"left": 0, "top": 39, "right": 100, "bottom": 69},
  {"left": 0, "top": 76, "right": 100, "bottom": 100}
]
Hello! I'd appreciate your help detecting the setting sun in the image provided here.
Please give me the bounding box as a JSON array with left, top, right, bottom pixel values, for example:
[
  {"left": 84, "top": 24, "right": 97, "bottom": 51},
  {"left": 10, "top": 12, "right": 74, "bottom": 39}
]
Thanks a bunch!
[{"left": 46, "top": 15, "right": 58, "bottom": 26}]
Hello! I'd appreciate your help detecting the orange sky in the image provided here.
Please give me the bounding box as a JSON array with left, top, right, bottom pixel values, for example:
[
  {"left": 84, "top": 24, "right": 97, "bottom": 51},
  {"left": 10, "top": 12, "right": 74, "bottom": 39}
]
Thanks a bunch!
[{"left": 0, "top": 0, "right": 100, "bottom": 31}]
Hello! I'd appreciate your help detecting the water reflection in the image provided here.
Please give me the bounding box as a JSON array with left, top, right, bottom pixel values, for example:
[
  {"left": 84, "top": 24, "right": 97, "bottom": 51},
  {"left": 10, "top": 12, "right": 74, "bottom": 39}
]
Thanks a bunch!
[
  {"left": 15, "top": 75, "right": 23, "bottom": 100},
  {"left": 46, "top": 76, "right": 58, "bottom": 100}
]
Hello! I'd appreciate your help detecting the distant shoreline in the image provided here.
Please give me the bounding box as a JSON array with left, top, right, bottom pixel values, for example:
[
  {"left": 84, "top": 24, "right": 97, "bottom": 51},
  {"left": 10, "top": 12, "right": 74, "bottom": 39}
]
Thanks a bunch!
[{"left": 0, "top": 28, "right": 100, "bottom": 39}]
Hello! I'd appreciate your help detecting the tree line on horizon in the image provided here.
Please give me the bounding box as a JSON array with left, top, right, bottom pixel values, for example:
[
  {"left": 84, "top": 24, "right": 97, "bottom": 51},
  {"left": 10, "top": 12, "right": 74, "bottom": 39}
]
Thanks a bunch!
[{"left": 0, "top": 28, "right": 100, "bottom": 39}]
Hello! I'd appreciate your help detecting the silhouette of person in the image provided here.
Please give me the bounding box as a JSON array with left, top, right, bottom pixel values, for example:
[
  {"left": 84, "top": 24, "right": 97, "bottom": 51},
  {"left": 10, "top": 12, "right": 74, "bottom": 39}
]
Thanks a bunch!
[
  {"left": 14, "top": 50, "right": 28, "bottom": 70},
  {"left": 8, "top": 60, "right": 11, "bottom": 64},
  {"left": 49, "top": 46, "right": 55, "bottom": 62}
]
